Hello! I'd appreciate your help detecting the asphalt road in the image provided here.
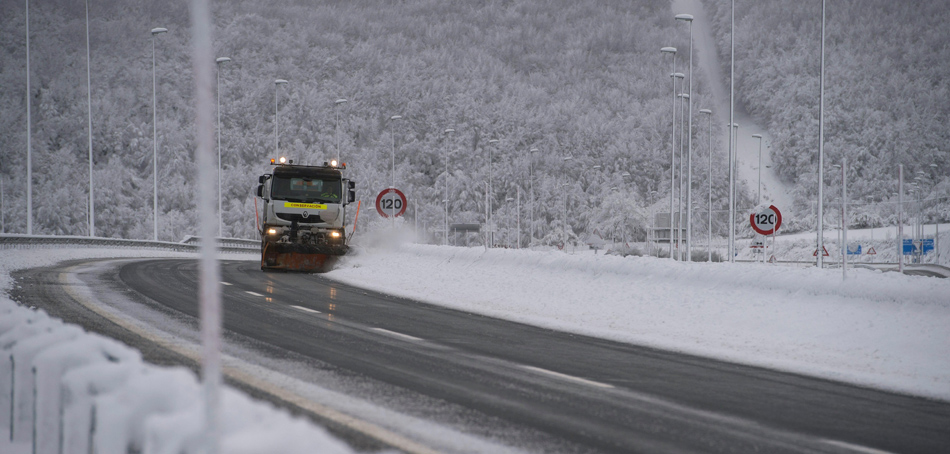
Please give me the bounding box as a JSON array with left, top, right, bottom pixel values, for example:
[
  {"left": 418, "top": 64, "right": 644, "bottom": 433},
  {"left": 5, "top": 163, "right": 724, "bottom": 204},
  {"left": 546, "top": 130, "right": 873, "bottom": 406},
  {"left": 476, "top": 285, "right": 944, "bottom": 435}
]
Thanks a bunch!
[{"left": 13, "top": 258, "right": 950, "bottom": 453}]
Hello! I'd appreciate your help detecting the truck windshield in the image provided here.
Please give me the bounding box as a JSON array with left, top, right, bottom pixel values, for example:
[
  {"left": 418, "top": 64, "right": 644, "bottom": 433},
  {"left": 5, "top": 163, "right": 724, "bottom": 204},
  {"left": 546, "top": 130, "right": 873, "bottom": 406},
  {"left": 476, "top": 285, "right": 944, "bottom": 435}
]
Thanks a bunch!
[{"left": 271, "top": 176, "right": 341, "bottom": 203}]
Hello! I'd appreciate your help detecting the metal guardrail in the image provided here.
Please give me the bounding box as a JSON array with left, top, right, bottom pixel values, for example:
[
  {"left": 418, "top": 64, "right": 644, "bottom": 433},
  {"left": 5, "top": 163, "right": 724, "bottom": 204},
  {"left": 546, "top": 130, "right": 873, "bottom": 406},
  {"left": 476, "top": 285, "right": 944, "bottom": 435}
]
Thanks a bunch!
[{"left": 0, "top": 234, "right": 259, "bottom": 254}]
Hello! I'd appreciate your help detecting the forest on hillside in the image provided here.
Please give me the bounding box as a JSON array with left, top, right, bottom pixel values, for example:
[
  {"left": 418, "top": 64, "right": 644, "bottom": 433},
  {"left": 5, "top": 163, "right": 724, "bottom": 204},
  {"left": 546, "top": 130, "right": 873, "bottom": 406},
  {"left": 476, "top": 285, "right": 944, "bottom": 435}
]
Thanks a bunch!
[
  {"left": 1, "top": 0, "right": 945, "bottom": 245},
  {"left": 1, "top": 0, "right": 727, "bottom": 245},
  {"left": 706, "top": 0, "right": 949, "bottom": 232}
]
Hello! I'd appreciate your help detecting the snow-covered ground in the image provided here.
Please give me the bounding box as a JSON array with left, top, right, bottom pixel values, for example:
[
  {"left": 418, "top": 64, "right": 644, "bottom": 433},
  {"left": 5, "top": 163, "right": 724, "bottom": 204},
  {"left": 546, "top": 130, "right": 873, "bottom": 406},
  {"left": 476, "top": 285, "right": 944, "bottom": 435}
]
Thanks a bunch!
[{"left": 2, "top": 231, "right": 948, "bottom": 452}]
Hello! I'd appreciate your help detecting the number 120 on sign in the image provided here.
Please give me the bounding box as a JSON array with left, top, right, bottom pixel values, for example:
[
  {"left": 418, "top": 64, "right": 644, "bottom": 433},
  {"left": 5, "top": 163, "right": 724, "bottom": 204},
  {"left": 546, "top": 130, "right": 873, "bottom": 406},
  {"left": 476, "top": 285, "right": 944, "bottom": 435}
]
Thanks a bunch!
[{"left": 750, "top": 205, "right": 782, "bottom": 236}]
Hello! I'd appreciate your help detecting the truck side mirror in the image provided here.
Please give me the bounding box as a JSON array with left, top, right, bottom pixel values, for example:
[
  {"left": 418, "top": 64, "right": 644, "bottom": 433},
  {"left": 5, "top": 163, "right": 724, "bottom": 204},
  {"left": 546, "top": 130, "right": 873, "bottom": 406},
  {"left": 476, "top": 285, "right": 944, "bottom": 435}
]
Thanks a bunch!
[
  {"left": 257, "top": 184, "right": 264, "bottom": 198},
  {"left": 347, "top": 180, "right": 356, "bottom": 204},
  {"left": 258, "top": 175, "right": 267, "bottom": 184}
]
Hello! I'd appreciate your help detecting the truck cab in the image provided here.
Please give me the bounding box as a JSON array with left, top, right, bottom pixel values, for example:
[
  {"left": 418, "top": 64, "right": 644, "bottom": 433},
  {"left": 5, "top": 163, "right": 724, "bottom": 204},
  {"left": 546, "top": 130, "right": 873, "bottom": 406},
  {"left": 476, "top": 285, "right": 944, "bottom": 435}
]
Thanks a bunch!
[{"left": 257, "top": 158, "right": 356, "bottom": 270}]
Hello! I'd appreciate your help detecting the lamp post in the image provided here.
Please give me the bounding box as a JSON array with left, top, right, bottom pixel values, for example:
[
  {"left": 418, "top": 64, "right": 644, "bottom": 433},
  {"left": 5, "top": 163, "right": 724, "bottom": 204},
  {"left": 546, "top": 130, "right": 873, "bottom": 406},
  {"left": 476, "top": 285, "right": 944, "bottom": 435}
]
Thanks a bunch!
[
  {"left": 443, "top": 128, "right": 455, "bottom": 246},
  {"left": 730, "top": 122, "right": 738, "bottom": 258},
  {"left": 752, "top": 134, "right": 763, "bottom": 205},
  {"left": 334, "top": 98, "right": 347, "bottom": 164},
  {"left": 728, "top": 0, "right": 737, "bottom": 263},
  {"left": 25, "top": 0, "right": 33, "bottom": 234},
  {"left": 662, "top": 45, "right": 678, "bottom": 259},
  {"left": 700, "top": 109, "right": 712, "bottom": 261},
  {"left": 85, "top": 0, "right": 94, "bottom": 236},
  {"left": 529, "top": 147, "right": 538, "bottom": 245},
  {"left": 670, "top": 72, "right": 684, "bottom": 257},
  {"left": 487, "top": 138, "right": 499, "bottom": 247},
  {"left": 151, "top": 27, "right": 167, "bottom": 241},
  {"left": 676, "top": 13, "right": 694, "bottom": 262},
  {"left": 505, "top": 196, "right": 515, "bottom": 248},
  {"left": 215, "top": 57, "right": 231, "bottom": 238},
  {"left": 274, "top": 79, "right": 288, "bottom": 159},
  {"left": 816, "top": 0, "right": 827, "bottom": 269},
  {"left": 677, "top": 92, "right": 689, "bottom": 260}
]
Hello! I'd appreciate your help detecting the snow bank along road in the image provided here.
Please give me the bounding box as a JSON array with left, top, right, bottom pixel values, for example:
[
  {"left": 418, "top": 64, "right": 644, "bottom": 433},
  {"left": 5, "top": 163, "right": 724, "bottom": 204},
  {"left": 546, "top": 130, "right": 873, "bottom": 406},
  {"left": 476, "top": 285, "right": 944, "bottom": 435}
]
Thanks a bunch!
[{"left": 13, "top": 257, "right": 950, "bottom": 453}]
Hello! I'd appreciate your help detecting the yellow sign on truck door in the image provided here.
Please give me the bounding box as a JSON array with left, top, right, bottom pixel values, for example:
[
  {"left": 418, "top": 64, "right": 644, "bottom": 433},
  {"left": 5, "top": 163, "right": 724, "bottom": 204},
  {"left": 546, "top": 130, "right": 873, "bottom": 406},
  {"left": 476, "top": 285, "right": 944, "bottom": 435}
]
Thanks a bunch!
[{"left": 284, "top": 202, "right": 327, "bottom": 210}]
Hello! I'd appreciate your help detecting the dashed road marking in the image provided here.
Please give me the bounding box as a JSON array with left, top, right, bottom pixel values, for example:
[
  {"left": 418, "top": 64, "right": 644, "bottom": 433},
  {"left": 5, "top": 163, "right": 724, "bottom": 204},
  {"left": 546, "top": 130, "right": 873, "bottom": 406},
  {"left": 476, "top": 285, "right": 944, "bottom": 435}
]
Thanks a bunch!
[
  {"left": 520, "top": 365, "right": 614, "bottom": 389},
  {"left": 245, "top": 291, "right": 264, "bottom": 297},
  {"left": 822, "top": 440, "right": 895, "bottom": 454},
  {"left": 371, "top": 328, "right": 423, "bottom": 342},
  {"left": 220, "top": 281, "right": 232, "bottom": 286},
  {"left": 290, "top": 305, "right": 321, "bottom": 314}
]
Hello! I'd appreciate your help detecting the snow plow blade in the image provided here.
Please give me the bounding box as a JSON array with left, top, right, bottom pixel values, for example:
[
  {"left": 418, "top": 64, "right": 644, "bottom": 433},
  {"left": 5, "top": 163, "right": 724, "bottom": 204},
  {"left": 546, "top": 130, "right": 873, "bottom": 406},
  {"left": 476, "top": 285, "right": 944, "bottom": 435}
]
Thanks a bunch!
[{"left": 261, "top": 242, "right": 346, "bottom": 273}]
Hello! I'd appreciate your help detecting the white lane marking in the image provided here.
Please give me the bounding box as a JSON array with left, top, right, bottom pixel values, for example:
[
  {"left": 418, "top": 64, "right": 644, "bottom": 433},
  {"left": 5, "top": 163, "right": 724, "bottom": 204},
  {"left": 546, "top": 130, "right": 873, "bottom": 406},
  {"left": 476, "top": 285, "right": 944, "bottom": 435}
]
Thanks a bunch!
[
  {"left": 822, "top": 440, "right": 896, "bottom": 454},
  {"left": 245, "top": 291, "right": 264, "bottom": 297},
  {"left": 220, "top": 281, "right": 232, "bottom": 286},
  {"left": 371, "top": 328, "right": 423, "bottom": 342},
  {"left": 520, "top": 365, "right": 615, "bottom": 389},
  {"left": 290, "top": 305, "right": 321, "bottom": 314}
]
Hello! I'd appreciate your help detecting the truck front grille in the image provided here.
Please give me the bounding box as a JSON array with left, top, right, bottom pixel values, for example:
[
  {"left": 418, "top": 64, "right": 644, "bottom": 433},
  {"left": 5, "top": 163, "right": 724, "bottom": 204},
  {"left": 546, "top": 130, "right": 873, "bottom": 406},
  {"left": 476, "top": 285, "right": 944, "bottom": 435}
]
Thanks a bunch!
[{"left": 276, "top": 213, "right": 323, "bottom": 223}]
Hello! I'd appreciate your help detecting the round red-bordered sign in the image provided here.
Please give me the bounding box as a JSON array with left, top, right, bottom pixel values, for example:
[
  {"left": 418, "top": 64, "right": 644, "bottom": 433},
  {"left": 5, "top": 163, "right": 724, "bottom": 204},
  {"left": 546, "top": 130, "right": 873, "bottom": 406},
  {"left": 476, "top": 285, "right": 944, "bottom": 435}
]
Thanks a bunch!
[
  {"left": 750, "top": 205, "right": 782, "bottom": 236},
  {"left": 376, "top": 188, "right": 407, "bottom": 218}
]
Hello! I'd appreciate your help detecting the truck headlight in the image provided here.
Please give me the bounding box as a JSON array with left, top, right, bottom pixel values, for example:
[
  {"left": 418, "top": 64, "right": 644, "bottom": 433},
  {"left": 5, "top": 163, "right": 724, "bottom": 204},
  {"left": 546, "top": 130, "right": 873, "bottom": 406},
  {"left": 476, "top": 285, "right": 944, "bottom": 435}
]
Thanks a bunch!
[
  {"left": 330, "top": 230, "right": 341, "bottom": 239},
  {"left": 267, "top": 228, "right": 278, "bottom": 235}
]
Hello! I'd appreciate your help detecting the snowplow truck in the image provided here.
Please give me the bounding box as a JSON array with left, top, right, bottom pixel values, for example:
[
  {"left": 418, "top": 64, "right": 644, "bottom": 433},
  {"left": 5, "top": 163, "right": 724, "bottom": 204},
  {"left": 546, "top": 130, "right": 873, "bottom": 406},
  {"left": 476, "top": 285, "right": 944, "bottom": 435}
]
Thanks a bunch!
[{"left": 256, "top": 159, "right": 356, "bottom": 272}]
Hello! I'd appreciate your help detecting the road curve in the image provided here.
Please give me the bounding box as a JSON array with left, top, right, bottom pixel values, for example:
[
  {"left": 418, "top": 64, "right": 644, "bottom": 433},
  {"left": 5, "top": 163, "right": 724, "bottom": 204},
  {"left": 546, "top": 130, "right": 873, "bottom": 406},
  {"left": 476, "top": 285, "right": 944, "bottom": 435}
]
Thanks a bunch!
[{"left": 14, "top": 258, "right": 950, "bottom": 453}]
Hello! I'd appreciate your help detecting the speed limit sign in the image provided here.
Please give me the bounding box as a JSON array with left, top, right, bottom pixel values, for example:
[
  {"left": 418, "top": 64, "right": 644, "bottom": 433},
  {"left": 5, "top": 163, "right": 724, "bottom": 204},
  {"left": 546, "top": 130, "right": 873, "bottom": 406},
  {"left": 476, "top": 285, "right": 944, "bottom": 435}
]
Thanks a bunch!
[
  {"left": 750, "top": 205, "right": 782, "bottom": 236},
  {"left": 376, "top": 188, "right": 407, "bottom": 218}
]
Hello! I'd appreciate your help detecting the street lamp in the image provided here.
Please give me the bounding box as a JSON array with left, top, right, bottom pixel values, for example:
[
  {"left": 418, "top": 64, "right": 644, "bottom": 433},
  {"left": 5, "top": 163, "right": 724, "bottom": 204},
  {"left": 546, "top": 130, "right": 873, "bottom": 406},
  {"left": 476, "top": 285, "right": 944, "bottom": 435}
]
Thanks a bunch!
[
  {"left": 676, "top": 13, "right": 695, "bottom": 262},
  {"left": 151, "top": 26, "right": 168, "bottom": 241},
  {"left": 334, "top": 98, "right": 347, "bottom": 164},
  {"left": 85, "top": 0, "right": 94, "bottom": 237},
  {"left": 215, "top": 56, "right": 231, "bottom": 238},
  {"left": 529, "top": 147, "right": 539, "bottom": 245},
  {"left": 487, "top": 138, "right": 499, "bottom": 247},
  {"left": 700, "top": 108, "right": 712, "bottom": 261},
  {"left": 752, "top": 133, "right": 763, "bottom": 205},
  {"left": 25, "top": 0, "right": 33, "bottom": 234},
  {"left": 505, "top": 196, "right": 515, "bottom": 248},
  {"left": 274, "top": 79, "right": 288, "bottom": 159},
  {"left": 662, "top": 45, "right": 678, "bottom": 259},
  {"left": 817, "top": 0, "right": 828, "bottom": 269},
  {"left": 677, "top": 92, "right": 690, "bottom": 260},
  {"left": 669, "top": 72, "right": 684, "bottom": 258},
  {"left": 443, "top": 128, "right": 455, "bottom": 246}
]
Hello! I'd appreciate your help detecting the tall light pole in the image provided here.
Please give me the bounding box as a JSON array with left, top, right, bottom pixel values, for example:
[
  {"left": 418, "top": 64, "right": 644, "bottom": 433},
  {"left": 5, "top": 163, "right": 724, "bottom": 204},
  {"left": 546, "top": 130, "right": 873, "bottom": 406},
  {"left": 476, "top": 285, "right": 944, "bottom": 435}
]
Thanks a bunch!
[
  {"left": 334, "top": 98, "right": 347, "bottom": 164},
  {"left": 529, "top": 147, "right": 539, "bottom": 245},
  {"left": 151, "top": 26, "right": 168, "bottom": 241},
  {"left": 25, "top": 0, "right": 32, "bottom": 234},
  {"left": 842, "top": 157, "right": 848, "bottom": 279},
  {"left": 215, "top": 57, "right": 231, "bottom": 238},
  {"left": 661, "top": 46, "right": 678, "bottom": 259},
  {"left": 700, "top": 109, "right": 712, "bottom": 261},
  {"left": 676, "top": 13, "right": 694, "bottom": 261},
  {"left": 677, "top": 92, "right": 689, "bottom": 260},
  {"left": 85, "top": 0, "right": 95, "bottom": 236},
  {"left": 487, "top": 138, "right": 499, "bottom": 247},
  {"left": 752, "top": 134, "right": 763, "bottom": 205},
  {"left": 728, "top": 0, "right": 736, "bottom": 263},
  {"left": 274, "top": 79, "right": 288, "bottom": 159},
  {"left": 443, "top": 128, "right": 455, "bottom": 246},
  {"left": 816, "top": 0, "right": 827, "bottom": 269}
]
